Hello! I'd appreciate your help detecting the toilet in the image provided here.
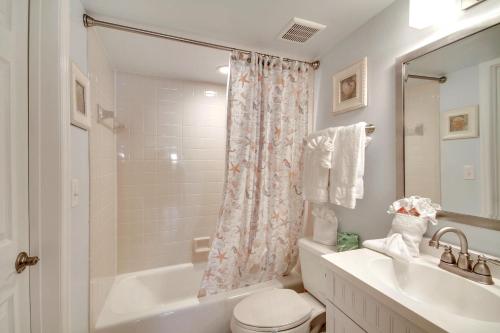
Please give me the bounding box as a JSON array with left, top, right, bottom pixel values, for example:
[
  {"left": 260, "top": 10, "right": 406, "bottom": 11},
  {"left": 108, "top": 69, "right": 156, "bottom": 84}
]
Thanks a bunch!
[{"left": 230, "top": 238, "right": 335, "bottom": 333}]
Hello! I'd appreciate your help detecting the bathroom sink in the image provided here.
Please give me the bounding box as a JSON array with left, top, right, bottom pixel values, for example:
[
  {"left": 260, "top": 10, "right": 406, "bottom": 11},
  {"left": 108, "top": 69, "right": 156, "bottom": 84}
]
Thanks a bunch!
[
  {"left": 322, "top": 248, "right": 500, "bottom": 333},
  {"left": 368, "top": 256, "right": 500, "bottom": 322}
]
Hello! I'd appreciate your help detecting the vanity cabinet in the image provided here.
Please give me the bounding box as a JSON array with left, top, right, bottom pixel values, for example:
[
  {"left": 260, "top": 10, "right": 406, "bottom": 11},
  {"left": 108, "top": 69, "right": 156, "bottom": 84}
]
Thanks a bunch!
[
  {"left": 325, "top": 271, "right": 425, "bottom": 333},
  {"left": 327, "top": 301, "right": 364, "bottom": 333}
]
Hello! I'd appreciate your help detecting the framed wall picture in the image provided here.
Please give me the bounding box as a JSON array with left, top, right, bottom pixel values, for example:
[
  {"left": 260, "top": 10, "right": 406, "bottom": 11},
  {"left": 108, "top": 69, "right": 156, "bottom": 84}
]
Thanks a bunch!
[
  {"left": 71, "top": 62, "right": 91, "bottom": 129},
  {"left": 441, "top": 105, "right": 479, "bottom": 140},
  {"left": 332, "top": 57, "right": 367, "bottom": 115}
]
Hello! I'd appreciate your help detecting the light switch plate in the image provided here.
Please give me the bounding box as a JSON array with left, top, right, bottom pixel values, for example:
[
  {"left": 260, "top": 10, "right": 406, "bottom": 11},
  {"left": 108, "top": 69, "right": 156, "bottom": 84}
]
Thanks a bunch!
[
  {"left": 464, "top": 165, "right": 475, "bottom": 180},
  {"left": 71, "top": 178, "right": 80, "bottom": 207}
]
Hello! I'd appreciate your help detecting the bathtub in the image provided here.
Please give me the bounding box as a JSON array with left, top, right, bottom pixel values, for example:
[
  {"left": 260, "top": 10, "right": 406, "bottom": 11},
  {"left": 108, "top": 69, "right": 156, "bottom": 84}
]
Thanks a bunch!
[{"left": 95, "top": 262, "right": 303, "bottom": 333}]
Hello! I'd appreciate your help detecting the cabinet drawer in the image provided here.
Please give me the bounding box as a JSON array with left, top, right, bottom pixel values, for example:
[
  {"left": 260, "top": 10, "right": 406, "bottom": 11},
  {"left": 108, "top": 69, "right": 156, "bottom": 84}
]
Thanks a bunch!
[{"left": 327, "top": 301, "right": 365, "bottom": 333}]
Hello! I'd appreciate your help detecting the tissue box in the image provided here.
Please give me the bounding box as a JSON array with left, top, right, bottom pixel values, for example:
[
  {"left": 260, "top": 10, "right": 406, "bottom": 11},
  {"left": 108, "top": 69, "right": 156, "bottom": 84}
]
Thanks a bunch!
[{"left": 337, "top": 232, "right": 360, "bottom": 252}]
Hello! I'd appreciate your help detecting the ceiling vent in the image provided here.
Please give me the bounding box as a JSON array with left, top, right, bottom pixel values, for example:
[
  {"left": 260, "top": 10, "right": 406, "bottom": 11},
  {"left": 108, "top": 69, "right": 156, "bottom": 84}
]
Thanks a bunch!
[{"left": 279, "top": 18, "right": 326, "bottom": 43}]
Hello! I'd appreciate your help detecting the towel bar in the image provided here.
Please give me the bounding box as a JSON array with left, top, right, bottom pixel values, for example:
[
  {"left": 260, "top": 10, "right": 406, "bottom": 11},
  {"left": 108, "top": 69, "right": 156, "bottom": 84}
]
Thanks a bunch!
[{"left": 365, "top": 124, "right": 375, "bottom": 134}]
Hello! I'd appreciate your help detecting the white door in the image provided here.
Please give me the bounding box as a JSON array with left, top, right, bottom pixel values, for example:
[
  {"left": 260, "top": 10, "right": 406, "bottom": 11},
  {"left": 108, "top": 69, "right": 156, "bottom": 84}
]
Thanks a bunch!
[{"left": 0, "top": 0, "right": 31, "bottom": 332}]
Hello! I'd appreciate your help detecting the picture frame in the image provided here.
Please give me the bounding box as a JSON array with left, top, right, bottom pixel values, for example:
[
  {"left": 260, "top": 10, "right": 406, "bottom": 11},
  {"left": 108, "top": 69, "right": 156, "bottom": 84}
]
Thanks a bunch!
[
  {"left": 332, "top": 57, "right": 367, "bottom": 115},
  {"left": 441, "top": 106, "right": 479, "bottom": 140},
  {"left": 71, "top": 62, "right": 91, "bottom": 129}
]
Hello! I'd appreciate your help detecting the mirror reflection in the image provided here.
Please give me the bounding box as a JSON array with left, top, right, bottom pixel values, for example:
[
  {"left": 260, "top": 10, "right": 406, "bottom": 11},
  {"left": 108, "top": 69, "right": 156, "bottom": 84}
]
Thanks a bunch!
[{"left": 404, "top": 23, "right": 500, "bottom": 219}]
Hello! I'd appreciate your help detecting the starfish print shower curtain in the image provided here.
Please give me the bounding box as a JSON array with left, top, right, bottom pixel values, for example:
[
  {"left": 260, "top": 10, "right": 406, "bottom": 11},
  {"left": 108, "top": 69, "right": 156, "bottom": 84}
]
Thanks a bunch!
[{"left": 199, "top": 51, "right": 313, "bottom": 296}]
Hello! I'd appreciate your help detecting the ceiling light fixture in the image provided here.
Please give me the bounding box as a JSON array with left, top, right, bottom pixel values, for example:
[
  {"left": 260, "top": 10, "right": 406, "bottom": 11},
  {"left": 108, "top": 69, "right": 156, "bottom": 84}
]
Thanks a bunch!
[
  {"left": 217, "top": 65, "right": 230, "bottom": 75},
  {"left": 409, "top": 0, "right": 457, "bottom": 29},
  {"left": 205, "top": 90, "right": 217, "bottom": 97}
]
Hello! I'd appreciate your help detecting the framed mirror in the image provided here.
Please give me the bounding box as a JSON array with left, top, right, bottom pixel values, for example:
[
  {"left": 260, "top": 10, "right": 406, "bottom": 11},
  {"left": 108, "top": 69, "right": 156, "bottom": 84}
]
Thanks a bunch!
[{"left": 396, "top": 20, "right": 500, "bottom": 231}]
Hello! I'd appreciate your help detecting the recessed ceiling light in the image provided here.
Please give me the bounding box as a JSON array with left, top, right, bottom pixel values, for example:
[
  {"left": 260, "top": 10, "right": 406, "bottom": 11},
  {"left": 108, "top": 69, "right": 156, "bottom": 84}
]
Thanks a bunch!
[
  {"left": 217, "top": 65, "right": 229, "bottom": 75},
  {"left": 205, "top": 90, "right": 217, "bottom": 97}
]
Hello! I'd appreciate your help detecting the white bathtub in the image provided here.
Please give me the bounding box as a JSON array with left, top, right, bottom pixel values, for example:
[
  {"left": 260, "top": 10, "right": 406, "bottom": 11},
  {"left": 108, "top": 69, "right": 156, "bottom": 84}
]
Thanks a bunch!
[{"left": 95, "top": 263, "right": 303, "bottom": 333}]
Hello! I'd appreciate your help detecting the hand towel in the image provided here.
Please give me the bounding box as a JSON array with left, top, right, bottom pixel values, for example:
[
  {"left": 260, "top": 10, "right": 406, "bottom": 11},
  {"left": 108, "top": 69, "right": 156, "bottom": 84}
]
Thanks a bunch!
[
  {"left": 362, "top": 213, "right": 429, "bottom": 261},
  {"left": 363, "top": 234, "right": 413, "bottom": 262},
  {"left": 329, "top": 122, "right": 367, "bottom": 209},
  {"left": 312, "top": 204, "right": 338, "bottom": 246},
  {"left": 302, "top": 133, "right": 335, "bottom": 203}
]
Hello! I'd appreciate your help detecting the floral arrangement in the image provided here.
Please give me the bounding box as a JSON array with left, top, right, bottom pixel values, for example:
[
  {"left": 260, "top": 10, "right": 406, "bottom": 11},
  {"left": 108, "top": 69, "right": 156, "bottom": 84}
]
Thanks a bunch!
[{"left": 387, "top": 196, "right": 441, "bottom": 225}]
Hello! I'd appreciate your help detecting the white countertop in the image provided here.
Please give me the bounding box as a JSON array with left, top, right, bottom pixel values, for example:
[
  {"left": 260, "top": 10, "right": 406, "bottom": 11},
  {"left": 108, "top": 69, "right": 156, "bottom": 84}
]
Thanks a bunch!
[{"left": 321, "top": 248, "right": 500, "bottom": 333}]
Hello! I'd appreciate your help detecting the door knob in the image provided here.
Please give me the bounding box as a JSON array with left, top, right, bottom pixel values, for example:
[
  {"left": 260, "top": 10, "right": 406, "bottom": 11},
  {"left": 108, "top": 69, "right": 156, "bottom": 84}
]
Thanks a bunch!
[{"left": 15, "top": 251, "right": 40, "bottom": 273}]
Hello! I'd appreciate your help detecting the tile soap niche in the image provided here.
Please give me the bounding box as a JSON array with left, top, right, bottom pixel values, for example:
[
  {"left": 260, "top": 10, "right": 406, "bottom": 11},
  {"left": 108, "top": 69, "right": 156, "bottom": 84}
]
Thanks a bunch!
[{"left": 193, "top": 237, "right": 211, "bottom": 261}]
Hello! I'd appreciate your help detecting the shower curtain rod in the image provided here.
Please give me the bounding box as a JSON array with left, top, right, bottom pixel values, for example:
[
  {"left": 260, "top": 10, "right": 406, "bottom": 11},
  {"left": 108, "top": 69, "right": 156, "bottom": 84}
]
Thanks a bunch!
[
  {"left": 83, "top": 14, "right": 320, "bottom": 70},
  {"left": 407, "top": 74, "right": 447, "bottom": 83}
]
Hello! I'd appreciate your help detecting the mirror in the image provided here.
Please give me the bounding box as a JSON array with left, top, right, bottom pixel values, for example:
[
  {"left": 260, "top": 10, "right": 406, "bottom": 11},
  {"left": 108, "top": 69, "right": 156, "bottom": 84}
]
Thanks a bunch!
[{"left": 398, "top": 22, "right": 500, "bottom": 229}]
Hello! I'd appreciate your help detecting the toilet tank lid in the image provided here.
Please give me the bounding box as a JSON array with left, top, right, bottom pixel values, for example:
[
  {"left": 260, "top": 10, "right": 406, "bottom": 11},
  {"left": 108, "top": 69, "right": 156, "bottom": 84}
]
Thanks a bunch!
[
  {"left": 233, "top": 289, "right": 311, "bottom": 331},
  {"left": 298, "top": 237, "right": 336, "bottom": 256}
]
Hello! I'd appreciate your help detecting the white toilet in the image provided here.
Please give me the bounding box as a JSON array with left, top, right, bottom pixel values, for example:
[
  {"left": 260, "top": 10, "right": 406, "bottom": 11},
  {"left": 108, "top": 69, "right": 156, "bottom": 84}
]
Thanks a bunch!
[{"left": 230, "top": 238, "right": 335, "bottom": 333}]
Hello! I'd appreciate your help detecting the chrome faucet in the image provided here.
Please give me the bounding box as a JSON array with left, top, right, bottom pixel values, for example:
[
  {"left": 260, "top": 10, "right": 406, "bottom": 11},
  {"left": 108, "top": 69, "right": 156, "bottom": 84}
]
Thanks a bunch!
[{"left": 429, "top": 227, "right": 494, "bottom": 285}]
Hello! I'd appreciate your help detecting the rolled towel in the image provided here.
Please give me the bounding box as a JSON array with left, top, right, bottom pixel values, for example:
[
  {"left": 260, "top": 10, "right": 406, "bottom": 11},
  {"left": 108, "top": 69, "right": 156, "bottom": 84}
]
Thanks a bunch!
[
  {"left": 363, "top": 213, "right": 429, "bottom": 261},
  {"left": 363, "top": 234, "right": 413, "bottom": 262},
  {"left": 388, "top": 213, "right": 428, "bottom": 257}
]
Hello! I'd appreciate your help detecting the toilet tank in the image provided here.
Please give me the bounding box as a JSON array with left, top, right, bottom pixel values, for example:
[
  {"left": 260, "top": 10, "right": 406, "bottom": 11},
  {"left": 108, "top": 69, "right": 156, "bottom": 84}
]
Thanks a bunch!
[{"left": 298, "top": 238, "right": 335, "bottom": 305}]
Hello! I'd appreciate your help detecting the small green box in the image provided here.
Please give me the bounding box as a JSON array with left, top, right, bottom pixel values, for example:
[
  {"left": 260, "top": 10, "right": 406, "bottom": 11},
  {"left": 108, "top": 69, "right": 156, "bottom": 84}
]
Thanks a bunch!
[{"left": 336, "top": 232, "right": 360, "bottom": 252}]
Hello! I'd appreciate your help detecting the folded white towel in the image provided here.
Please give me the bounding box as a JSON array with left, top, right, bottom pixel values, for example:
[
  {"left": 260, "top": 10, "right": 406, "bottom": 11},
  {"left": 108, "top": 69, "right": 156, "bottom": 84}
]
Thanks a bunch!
[
  {"left": 362, "top": 213, "right": 429, "bottom": 261},
  {"left": 303, "top": 133, "right": 335, "bottom": 203},
  {"left": 312, "top": 204, "right": 338, "bottom": 246},
  {"left": 363, "top": 234, "right": 413, "bottom": 262},
  {"left": 329, "top": 122, "right": 367, "bottom": 209}
]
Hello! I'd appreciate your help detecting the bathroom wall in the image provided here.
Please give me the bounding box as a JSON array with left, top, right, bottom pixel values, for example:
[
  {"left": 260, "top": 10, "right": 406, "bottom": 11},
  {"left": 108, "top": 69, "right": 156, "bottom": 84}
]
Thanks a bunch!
[
  {"left": 88, "top": 29, "right": 117, "bottom": 326},
  {"left": 440, "top": 65, "right": 481, "bottom": 216},
  {"left": 69, "top": 0, "right": 90, "bottom": 331},
  {"left": 404, "top": 80, "right": 441, "bottom": 204},
  {"left": 70, "top": 126, "right": 90, "bottom": 333},
  {"left": 115, "top": 72, "right": 227, "bottom": 274},
  {"left": 70, "top": 0, "right": 87, "bottom": 73},
  {"left": 316, "top": 0, "right": 500, "bottom": 256}
]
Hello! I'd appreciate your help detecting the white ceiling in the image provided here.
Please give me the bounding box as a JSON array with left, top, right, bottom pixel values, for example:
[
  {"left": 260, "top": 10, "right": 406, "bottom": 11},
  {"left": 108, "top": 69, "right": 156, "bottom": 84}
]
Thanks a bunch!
[
  {"left": 82, "top": 0, "right": 395, "bottom": 83},
  {"left": 94, "top": 26, "right": 231, "bottom": 84}
]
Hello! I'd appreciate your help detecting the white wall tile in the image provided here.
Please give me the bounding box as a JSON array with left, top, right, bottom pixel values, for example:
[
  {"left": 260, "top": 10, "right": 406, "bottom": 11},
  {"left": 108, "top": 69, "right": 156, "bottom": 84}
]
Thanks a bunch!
[{"left": 116, "top": 72, "right": 227, "bottom": 273}]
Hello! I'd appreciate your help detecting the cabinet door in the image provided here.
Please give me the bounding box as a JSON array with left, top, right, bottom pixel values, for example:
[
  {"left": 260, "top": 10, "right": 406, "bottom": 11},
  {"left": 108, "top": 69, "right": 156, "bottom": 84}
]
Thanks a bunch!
[{"left": 327, "top": 302, "right": 365, "bottom": 333}]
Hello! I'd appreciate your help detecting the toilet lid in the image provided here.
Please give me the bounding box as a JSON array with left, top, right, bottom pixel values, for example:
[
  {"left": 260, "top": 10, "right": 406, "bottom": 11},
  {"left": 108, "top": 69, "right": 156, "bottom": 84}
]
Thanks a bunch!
[{"left": 233, "top": 289, "right": 312, "bottom": 331}]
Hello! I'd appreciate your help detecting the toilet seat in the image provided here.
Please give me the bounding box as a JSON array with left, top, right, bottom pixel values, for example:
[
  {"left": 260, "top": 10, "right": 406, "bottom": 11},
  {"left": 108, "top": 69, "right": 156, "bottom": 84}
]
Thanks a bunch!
[{"left": 232, "top": 289, "right": 313, "bottom": 332}]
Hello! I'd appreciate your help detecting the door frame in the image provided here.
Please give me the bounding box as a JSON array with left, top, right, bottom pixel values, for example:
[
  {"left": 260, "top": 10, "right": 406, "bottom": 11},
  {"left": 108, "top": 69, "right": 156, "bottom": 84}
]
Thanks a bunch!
[{"left": 28, "top": 0, "right": 72, "bottom": 332}]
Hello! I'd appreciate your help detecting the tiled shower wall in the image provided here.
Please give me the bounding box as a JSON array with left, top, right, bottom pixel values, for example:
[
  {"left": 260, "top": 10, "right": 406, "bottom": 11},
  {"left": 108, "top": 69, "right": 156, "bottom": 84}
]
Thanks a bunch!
[
  {"left": 88, "top": 29, "right": 117, "bottom": 326},
  {"left": 404, "top": 80, "right": 441, "bottom": 204},
  {"left": 116, "top": 72, "right": 227, "bottom": 273}
]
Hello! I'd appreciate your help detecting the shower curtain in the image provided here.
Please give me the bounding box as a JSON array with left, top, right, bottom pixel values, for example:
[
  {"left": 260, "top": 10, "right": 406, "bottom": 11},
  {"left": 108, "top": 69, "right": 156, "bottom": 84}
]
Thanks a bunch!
[{"left": 199, "top": 51, "right": 314, "bottom": 296}]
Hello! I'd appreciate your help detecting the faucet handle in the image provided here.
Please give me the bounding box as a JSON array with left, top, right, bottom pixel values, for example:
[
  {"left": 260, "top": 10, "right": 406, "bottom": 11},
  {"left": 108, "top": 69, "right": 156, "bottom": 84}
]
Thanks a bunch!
[
  {"left": 473, "top": 255, "right": 492, "bottom": 277},
  {"left": 440, "top": 245, "right": 456, "bottom": 265}
]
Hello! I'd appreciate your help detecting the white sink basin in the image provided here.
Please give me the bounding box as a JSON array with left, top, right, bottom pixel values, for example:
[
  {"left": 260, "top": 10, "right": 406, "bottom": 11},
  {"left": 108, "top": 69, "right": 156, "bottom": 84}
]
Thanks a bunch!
[
  {"left": 322, "top": 248, "right": 500, "bottom": 333},
  {"left": 369, "top": 256, "right": 500, "bottom": 322}
]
